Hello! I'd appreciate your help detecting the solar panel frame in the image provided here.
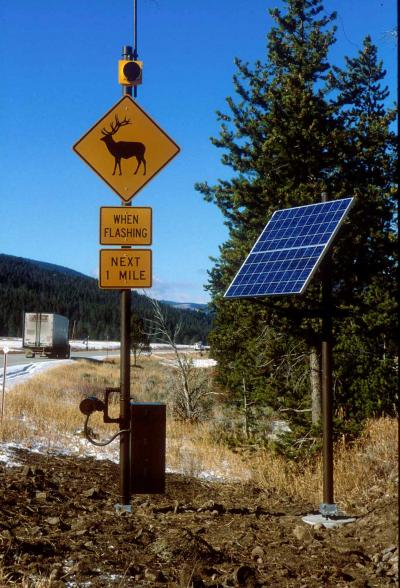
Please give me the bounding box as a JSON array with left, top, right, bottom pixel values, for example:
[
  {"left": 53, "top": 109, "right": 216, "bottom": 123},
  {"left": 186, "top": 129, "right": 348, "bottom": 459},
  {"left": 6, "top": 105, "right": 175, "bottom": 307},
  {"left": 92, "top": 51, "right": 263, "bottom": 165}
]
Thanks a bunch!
[{"left": 224, "top": 197, "right": 354, "bottom": 299}]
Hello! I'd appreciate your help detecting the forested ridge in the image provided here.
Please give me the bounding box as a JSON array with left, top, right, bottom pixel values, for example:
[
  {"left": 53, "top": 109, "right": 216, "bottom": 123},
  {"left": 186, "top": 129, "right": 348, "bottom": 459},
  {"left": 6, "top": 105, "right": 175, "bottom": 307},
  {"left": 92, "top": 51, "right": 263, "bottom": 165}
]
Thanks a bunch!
[
  {"left": 196, "top": 0, "right": 397, "bottom": 441},
  {"left": 0, "top": 254, "right": 212, "bottom": 343}
]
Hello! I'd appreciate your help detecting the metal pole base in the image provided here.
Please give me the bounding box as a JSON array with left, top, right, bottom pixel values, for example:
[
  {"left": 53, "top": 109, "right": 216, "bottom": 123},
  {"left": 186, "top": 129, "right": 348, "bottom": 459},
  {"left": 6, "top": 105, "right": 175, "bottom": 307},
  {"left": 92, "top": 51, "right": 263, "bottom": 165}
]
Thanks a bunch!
[
  {"left": 114, "top": 503, "right": 132, "bottom": 514},
  {"left": 319, "top": 502, "right": 339, "bottom": 518}
]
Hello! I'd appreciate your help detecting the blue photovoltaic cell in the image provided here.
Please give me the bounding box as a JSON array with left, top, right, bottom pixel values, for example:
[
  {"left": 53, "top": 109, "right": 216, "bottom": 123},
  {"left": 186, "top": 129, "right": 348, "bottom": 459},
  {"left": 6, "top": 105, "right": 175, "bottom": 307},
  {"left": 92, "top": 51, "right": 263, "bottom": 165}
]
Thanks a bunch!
[{"left": 224, "top": 197, "right": 353, "bottom": 298}]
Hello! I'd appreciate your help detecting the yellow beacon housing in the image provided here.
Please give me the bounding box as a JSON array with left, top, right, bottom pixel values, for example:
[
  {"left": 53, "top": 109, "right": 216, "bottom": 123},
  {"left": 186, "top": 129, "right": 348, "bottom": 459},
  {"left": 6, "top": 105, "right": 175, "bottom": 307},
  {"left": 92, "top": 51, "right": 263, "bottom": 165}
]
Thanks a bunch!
[{"left": 118, "top": 60, "right": 143, "bottom": 86}]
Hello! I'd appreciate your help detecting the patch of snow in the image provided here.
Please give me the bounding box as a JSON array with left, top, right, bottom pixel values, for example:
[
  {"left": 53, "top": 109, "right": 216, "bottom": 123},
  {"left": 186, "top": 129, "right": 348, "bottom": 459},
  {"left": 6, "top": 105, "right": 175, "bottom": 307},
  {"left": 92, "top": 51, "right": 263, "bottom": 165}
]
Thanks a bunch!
[
  {"left": 0, "top": 338, "right": 23, "bottom": 353},
  {"left": 192, "top": 358, "right": 217, "bottom": 368},
  {"left": 156, "top": 357, "right": 217, "bottom": 369},
  {"left": 269, "top": 420, "right": 292, "bottom": 440},
  {"left": 70, "top": 340, "right": 120, "bottom": 351},
  {"left": 0, "top": 443, "right": 23, "bottom": 467},
  {"left": 0, "top": 433, "right": 119, "bottom": 469},
  {"left": 0, "top": 359, "right": 75, "bottom": 391}
]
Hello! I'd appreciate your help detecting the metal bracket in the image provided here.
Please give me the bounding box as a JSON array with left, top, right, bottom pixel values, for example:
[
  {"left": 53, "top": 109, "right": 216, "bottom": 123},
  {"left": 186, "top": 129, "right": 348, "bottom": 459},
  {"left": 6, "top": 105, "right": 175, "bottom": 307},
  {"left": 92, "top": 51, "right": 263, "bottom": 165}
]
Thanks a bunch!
[
  {"left": 103, "top": 387, "right": 121, "bottom": 423},
  {"left": 78, "top": 391, "right": 128, "bottom": 447},
  {"left": 319, "top": 503, "right": 339, "bottom": 518}
]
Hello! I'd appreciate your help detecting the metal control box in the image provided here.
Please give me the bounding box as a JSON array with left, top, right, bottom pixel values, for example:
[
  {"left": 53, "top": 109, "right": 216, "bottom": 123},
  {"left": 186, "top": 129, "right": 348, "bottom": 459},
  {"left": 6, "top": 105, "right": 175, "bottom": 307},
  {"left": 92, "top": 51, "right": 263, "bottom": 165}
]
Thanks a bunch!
[{"left": 130, "top": 403, "right": 166, "bottom": 494}]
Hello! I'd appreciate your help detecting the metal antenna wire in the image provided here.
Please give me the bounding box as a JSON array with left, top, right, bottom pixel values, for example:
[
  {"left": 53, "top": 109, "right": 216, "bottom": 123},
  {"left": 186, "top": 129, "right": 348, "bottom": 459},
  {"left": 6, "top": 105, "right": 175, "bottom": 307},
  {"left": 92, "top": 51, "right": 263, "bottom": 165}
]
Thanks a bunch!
[
  {"left": 133, "top": 0, "right": 138, "bottom": 98},
  {"left": 133, "top": 0, "right": 138, "bottom": 60}
]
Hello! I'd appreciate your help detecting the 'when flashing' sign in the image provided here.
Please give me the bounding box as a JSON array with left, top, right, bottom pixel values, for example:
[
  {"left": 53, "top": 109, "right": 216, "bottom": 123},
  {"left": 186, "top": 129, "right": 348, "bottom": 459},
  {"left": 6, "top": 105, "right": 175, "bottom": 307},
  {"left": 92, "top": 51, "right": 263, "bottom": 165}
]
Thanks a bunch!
[{"left": 100, "top": 207, "right": 152, "bottom": 245}]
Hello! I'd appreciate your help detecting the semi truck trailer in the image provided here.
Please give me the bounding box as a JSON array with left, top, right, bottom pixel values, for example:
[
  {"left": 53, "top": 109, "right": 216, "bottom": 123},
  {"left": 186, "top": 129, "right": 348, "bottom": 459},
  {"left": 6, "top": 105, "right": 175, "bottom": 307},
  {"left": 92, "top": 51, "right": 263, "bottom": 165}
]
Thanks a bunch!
[{"left": 23, "top": 313, "right": 70, "bottom": 359}]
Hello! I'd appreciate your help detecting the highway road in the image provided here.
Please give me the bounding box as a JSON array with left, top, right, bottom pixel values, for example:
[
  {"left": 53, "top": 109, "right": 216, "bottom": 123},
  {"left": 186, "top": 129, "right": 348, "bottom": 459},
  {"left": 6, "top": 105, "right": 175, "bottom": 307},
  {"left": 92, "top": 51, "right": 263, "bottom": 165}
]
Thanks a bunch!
[
  {"left": 2, "top": 344, "right": 197, "bottom": 369},
  {"left": 3, "top": 349, "right": 119, "bottom": 368}
]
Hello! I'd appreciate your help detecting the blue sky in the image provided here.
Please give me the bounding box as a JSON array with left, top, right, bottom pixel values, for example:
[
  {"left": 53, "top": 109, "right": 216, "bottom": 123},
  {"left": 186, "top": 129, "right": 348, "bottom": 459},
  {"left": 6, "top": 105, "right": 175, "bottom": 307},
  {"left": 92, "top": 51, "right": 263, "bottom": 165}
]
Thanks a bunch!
[{"left": 0, "top": 0, "right": 396, "bottom": 303}]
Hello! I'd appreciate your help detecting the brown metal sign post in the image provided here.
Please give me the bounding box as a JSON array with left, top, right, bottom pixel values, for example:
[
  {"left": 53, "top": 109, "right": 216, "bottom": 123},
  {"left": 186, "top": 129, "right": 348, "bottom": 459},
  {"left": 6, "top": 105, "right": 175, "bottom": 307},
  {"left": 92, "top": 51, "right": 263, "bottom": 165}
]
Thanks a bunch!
[
  {"left": 119, "top": 46, "right": 134, "bottom": 509},
  {"left": 73, "top": 0, "right": 179, "bottom": 510}
]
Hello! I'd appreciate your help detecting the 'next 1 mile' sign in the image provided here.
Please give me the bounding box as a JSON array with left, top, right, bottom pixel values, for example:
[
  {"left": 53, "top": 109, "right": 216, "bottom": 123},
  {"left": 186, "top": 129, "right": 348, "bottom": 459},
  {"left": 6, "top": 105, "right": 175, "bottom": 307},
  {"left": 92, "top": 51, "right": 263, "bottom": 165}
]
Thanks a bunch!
[{"left": 99, "top": 249, "right": 152, "bottom": 289}]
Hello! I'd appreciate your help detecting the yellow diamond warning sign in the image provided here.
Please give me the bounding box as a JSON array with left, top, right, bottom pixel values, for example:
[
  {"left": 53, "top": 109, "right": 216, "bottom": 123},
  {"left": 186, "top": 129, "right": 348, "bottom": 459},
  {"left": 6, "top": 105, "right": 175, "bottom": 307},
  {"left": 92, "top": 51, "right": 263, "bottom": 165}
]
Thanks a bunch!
[
  {"left": 73, "top": 95, "right": 180, "bottom": 202},
  {"left": 99, "top": 249, "right": 152, "bottom": 289}
]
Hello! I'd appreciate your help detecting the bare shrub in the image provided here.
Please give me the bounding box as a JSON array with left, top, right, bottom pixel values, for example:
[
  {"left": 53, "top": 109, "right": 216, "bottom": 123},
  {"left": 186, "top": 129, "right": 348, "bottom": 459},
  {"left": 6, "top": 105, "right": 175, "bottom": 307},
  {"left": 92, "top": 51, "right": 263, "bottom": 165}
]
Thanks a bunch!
[{"left": 145, "top": 297, "right": 215, "bottom": 421}]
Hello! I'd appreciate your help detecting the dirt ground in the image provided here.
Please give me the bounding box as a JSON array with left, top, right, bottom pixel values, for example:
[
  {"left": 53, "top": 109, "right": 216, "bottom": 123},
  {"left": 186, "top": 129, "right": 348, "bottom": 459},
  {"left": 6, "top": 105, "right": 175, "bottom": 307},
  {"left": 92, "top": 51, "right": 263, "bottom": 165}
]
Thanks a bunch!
[{"left": 0, "top": 448, "right": 398, "bottom": 587}]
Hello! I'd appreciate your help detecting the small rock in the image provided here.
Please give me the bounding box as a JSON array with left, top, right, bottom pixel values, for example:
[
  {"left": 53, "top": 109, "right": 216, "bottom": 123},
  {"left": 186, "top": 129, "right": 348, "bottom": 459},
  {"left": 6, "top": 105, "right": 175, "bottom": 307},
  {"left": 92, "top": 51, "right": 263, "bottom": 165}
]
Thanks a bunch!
[
  {"left": 293, "top": 524, "right": 308, "bottom": 541},
  {"left": 376, "top": 563, "right": 385, "bottom": 575},
  {"left": 145, "top": 569, "right": 166, "bottom": 582},
  {"left": 49, "top": 566, "right": 62, "bottom": 580},
  {"left": 200, "top": 500, "right": 215, "bottom": 510},
  {"left": 144, "top": 570, "right": 157, "bottom": 582},
  {"left": 82, "top": 487, "right": 99, "bottom": 498},
  {"left": 251, "top": 546, "right": 264, "bottom": 561},
  {"left": 30, "top": 526, "right": 41, "bottom": 536},
  {"left": 191, "top": 576, "right": 206, "bottom": 588},
  {"left": 45, "top": 517, "right": 60, "bottom": 526},
  {"left": 372, "top": 554, "right": 380, "bottom": 563},
  {"left": 236, "top": 565, "right": 257, "bottom": 588},
  {"left": 35, "top": 491, "right": 47, "bottom": 501}
]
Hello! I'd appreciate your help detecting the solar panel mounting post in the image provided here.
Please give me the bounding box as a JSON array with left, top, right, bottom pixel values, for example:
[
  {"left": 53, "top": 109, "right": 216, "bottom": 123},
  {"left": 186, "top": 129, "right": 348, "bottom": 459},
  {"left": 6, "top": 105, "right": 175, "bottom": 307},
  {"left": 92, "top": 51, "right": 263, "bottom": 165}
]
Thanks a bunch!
[
  {"left": 223, "top": 196, "right": 354, "bottom": 518},
  {"left": 320, "top": 192, "right": 336, "bottom": 516}
]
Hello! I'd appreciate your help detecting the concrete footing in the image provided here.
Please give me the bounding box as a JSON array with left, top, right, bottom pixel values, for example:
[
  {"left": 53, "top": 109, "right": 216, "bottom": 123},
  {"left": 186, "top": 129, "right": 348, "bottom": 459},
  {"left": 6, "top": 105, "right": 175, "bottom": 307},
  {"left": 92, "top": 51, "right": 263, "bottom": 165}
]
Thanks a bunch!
[{"left": 302, "top": 513, "right": 356, "bottom": 529}]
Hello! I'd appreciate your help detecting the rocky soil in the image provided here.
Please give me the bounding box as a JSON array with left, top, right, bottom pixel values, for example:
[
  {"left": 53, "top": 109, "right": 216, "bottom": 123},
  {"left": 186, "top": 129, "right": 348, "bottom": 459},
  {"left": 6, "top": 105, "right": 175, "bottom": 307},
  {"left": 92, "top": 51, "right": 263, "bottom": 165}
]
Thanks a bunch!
[{"left": 0, "top": 448, "right": 398, "bottom": 587}]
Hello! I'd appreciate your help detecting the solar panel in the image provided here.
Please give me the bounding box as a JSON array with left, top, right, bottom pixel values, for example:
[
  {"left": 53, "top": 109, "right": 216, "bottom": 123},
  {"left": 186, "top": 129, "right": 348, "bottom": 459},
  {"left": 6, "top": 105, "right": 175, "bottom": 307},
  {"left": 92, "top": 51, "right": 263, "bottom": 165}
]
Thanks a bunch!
[{"left": 224, "top": 197, "right": 354, "bottom": 298}]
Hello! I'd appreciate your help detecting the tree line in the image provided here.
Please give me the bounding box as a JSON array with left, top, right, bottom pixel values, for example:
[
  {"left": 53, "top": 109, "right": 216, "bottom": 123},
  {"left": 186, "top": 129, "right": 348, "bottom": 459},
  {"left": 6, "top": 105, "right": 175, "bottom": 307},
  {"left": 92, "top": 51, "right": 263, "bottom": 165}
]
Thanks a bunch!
[
  {"left": 0, "top": 254, "right": 212, "bottom": 344},
  {"left": 195, "top": 0, "right": 397, "bottom": 442}
]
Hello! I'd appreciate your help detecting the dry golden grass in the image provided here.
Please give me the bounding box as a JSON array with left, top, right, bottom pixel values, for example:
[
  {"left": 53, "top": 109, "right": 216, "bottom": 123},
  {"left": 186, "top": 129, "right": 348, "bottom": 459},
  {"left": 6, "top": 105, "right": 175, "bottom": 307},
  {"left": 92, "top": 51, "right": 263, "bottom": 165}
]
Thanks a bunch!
[
  {"left": 166, "top": 418, "right": 251, "bottom": 480},
  {"left": 251, "top": 417, "right": 398, "bottom": 511},
  {"left": 1, "top": 356, "right": 397, "bottom": 513},
  {"left": 0, "top": 360, "right": 121, "bottom": 446}
]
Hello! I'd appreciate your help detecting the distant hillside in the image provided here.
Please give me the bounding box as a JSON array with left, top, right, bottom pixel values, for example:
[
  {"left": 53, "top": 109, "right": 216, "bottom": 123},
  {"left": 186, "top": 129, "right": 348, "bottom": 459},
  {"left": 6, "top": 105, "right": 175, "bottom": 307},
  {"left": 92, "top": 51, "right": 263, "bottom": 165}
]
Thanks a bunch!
[
  {"left": 160, "top": 300, "right": 209, "bottom": 312},
  {"left": 28, "top": 259, "right": 89, "bottom": 279},
  {"left": 0, "top": 254, "right": 212, "bottom": 343}
]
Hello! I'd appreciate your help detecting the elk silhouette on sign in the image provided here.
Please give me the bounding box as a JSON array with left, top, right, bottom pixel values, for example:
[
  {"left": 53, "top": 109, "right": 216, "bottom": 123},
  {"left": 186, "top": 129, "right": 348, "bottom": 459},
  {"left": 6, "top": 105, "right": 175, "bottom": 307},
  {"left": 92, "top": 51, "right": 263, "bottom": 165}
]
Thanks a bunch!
[{"left": 100, "top": 115, "right": 146, "bottom": 176}]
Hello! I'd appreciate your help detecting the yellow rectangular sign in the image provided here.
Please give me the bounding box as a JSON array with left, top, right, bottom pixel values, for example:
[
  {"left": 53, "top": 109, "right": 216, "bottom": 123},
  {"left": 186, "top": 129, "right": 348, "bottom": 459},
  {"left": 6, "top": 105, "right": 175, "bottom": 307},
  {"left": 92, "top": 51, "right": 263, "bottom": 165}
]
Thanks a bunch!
[
  {"left": 100, "top": 207, "right": 152, "bottom": 245},
  {"left": 99, "top": 249, "right": 152, "bottom": 289}
]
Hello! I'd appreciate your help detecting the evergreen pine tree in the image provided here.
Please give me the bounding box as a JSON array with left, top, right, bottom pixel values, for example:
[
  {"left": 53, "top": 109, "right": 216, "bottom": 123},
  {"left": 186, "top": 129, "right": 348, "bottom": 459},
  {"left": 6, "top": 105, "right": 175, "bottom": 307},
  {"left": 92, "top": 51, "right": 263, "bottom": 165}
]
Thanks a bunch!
[
  {"left": 196, "top": 0, "right": 339, "bottom": 416},
  {"left": 327, "top": 36, "right": 398, "bottom": 419},
  {"left": 196, "top": 2, "right": 397, "bottom": 433}
]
